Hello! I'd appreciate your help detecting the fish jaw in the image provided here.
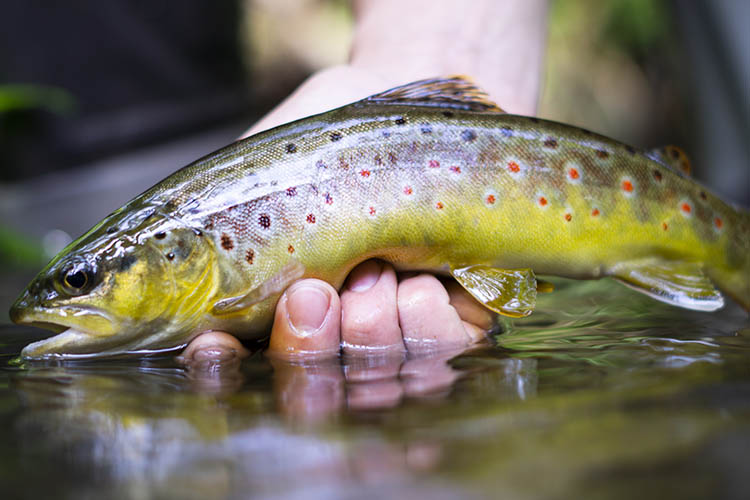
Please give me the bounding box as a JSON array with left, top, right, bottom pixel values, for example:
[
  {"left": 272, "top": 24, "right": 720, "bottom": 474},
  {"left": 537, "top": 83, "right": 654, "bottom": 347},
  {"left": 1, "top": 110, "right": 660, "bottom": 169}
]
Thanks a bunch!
[{"left": 11, "top": 297, "right": 130, "bottom": 359}]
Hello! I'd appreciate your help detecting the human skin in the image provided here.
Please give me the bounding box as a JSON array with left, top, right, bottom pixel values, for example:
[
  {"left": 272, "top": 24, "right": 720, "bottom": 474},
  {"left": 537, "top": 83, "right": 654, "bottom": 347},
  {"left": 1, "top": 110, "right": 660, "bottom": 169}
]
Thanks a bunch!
[{"left": 177, "top": 0, "right": 547, "bottom": 367}]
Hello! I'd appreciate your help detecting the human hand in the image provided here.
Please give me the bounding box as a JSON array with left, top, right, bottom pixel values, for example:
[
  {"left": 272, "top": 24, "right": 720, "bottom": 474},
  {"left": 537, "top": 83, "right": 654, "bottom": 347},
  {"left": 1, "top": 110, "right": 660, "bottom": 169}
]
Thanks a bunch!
[
  {"left": 178, "top": 0, "right": 546, "bottom": 368},
  {"left": 178, "top": 259, "right": 493, "bottom": 368}
]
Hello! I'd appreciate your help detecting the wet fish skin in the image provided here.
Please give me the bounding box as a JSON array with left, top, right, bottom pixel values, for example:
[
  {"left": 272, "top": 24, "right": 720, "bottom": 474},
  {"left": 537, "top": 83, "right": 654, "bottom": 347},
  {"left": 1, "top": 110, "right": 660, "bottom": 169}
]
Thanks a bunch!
[{"left": 10, "top": 78, "right": 750, "bottom": 359}]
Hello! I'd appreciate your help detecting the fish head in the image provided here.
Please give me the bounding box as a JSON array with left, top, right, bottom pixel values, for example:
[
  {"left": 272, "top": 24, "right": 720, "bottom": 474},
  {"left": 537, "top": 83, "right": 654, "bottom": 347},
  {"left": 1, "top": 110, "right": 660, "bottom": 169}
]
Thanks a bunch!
[{"left": 10, "top": 204, "right": 219, "bottom": 359}]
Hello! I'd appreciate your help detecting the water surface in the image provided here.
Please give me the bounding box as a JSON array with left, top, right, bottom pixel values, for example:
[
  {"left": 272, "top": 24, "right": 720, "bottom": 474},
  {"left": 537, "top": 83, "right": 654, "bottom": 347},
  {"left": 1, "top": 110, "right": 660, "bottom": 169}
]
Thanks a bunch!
[{"left": 1, "top": 277, "right": 748, "bottom": 499}]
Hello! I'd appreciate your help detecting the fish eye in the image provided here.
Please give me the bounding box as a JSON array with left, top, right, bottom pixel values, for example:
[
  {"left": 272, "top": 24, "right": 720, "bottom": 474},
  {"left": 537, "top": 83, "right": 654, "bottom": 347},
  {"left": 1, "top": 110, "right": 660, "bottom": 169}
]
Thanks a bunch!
[{"left": 59, "top": 262, "right": 95, "bottom": 295}]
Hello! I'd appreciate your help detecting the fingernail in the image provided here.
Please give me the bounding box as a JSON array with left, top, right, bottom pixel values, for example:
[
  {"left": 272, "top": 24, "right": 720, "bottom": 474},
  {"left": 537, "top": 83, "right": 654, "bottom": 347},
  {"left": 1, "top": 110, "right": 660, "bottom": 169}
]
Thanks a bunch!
[
  {"left": 347, "top": 261, "right": 382, "bottom": 292},
  {"left": 287, "top": 283, "right": 331, "bottom": 335}
]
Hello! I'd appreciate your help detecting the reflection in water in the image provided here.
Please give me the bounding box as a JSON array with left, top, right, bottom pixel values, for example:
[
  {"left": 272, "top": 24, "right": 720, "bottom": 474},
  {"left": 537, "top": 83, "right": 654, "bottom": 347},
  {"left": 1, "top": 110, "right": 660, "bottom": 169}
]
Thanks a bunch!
[
  {"left": 6, "top": 343, "right": 533, "bottom": 499},
  {"left": 1, "top": 277, "right": 749, "bottom": 499}
]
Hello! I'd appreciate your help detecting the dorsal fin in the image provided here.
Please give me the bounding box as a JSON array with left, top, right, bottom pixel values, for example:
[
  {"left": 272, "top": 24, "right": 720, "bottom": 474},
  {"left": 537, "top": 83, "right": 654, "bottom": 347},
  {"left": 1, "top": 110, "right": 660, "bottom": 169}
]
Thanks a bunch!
[
  {"left": 646, "top": 145, "right": 692, "bottom": 176},
  {"left": 362, "top": 76, "right": 505, "bottom": 113}
]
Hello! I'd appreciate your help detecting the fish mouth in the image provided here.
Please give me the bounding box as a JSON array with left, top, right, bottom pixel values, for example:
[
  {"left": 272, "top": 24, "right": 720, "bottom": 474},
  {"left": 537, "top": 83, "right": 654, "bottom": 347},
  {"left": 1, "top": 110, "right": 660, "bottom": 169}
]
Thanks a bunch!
[{"left": 11, "top": 305, "right": 127, "bottom": 360}]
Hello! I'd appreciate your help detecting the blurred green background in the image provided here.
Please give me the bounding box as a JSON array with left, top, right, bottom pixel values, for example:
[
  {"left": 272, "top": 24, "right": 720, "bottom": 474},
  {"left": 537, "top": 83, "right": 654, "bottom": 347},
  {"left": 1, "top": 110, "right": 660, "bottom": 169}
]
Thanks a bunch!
[{"left": 0, "top": 0, "right": 748, "bottom": 313}]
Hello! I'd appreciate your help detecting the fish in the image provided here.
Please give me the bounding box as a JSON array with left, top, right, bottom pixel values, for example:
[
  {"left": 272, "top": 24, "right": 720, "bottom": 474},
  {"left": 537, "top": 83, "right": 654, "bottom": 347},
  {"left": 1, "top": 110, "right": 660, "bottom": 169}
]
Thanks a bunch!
[{"left": 9, "top": 77, "right": 750, "bottom": 359}]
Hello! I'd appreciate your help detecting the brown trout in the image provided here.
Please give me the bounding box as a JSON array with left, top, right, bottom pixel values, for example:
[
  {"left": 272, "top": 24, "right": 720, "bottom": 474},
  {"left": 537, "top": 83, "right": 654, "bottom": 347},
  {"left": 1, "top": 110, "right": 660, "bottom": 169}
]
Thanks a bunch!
[{"left": 10, "top": 77, "right": 750, "bottom": 359}]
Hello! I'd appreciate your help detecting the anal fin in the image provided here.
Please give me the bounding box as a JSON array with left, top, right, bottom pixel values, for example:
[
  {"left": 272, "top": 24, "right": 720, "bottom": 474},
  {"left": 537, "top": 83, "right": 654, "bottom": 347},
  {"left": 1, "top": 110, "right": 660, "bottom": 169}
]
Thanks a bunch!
[
  {"left": 212, "top": 260, "right": 305, "bottom": 315},
  {"left": 612, "top": 260, "right": 724, "bottom": 311},
  {"left": 451, "top": 265, "right": 537, "bottom": 317}
]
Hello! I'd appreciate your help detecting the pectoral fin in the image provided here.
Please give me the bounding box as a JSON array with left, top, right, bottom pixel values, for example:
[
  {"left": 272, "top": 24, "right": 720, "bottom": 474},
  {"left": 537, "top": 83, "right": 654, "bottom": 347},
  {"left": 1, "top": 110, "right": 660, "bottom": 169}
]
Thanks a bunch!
[
  {"left": 451, "top": 265, "right": 537, "bottom": 317},
  {"left": 612, "top": 260, "right": 724, "bottom": 311},
  {"left": 212, "top": 260, "right": 305, "bottom": 315}
]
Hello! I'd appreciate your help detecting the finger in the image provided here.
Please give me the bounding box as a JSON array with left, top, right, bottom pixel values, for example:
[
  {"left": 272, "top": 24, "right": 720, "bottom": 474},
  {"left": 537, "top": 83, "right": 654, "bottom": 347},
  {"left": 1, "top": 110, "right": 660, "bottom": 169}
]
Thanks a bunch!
[
  {"left": 267, "top": 279, "right": 341, "bottom": 359},
  {"left": 397, "top": 274, "right": 474, "bottom": 351},
  {"left": 444, "top": 280, "right": 494, "bottom": 342},
  {"left": 176, "top": 330, "right": 249, "bottom": 366},
  {"left": 340, "top": 260, "right": 404, "bottom": 354}
]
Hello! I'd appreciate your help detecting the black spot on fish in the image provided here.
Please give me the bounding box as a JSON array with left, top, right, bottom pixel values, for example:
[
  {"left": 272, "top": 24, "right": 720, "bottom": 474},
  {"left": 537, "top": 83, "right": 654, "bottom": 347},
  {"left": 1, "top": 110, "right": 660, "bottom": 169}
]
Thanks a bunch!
[
  {"left": 388, "top": 152, "right": 397, "bottom": 164},
  {"left": 270, "top": 180, "right": 278, "bottom": 186},
  {"left": 395, "top": 117, "right": 406, "bottom": 125},
  {"left": 329, "top": 132, "right": 342, "bottom": 142},
  {"left": 374, "top": 154, "right": 383, "bottom": 166},
  {"left": 544, "top": 137, "right": 558, "bottom": 148},
  {"left": 118, "top": 254, "right": 136, "bottom": 271},
  {"left": 670, "top": 147, "right": 680, "bottom": 159},
  {"left": 246, "top": 249, "right": 254, "bottom": 264},
  {"left": 653, "top": 170, "right": 663, "bottom": 182},
  {"left": 316, "top": 159, "right": 327, "bottom": 169},
  {"left": 106, "top": 226, "right": 118, "bottom": 234},
  {"left": 595, "top": 149, "right": 609, "bottom": 159},
  {"left": 286, "top": 187, "right": 297, "bottom": 197},
  {"left": 221, "top": 234, "right": 234, "bottom": 250},
  {"left": 700, "top": 191, "right": 707, "bottom": 201},
  {"left": 154, "top": 232, "right": 166, "bottom": 240},
  {"left": 286, "top": 143, "right": 297, "bottom": 154},
  {"left": 625, "top": 145, "right": 636, "bottom": 155},
  {"left": 461, "top": 130, "right": 477, "bottom": 142},
  {"left": 442, "top": 111, "right": 454, "bottom": 118},
  {"left": 382, "top": 131, "right": 391, "bottom": 138},
  {"left": 258, "top": 213, "right": 271, "bottom": 229},
  {"left": 164, "top": 200, "right": 177, "bottom": 210},
  {"left": 420, "top": 123, "right": 432, "bottom": 134},
  {"left": 166, "top": 252, "right": 175, "bottom": 261},
  {"left": 500, "top": 127, "right": 513, "bottom": 138}
]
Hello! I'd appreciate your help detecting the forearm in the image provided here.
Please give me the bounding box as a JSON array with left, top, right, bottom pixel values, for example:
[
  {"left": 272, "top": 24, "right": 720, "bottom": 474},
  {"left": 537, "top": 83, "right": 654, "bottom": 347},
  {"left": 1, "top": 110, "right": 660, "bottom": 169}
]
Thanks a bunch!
[
  {"left": 244, "top": 0, "right": 547, "bottom": 136},
  {"left": 351, "top": 0, "right": 547, "bottom": 114}
]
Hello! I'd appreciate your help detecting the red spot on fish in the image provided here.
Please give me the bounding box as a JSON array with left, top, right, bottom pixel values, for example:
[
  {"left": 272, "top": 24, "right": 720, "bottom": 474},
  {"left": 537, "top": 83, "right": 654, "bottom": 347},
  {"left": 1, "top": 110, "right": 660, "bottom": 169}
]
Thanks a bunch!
[
  {"left": 568, "top": 167, "right": 580, "bottom": 180},
  {"left": 622, "top": 180, "right": 634, "bottom": 193},
  {"left": 369, "top": 206, "right": 376, "bottom": 216},
  {"left": 538, "top": 196, "right": 548, "bottom": 206},
  {"left": 681, "top": 202, "right": 692, "bottom": 214},
  {"left": 591, "top": 208, "right": 600, "bottom": 216},
  {"left": 435, "top": 201, "right": 444, "bottom": 210},
  {"left": 306, "top": 213, "right": 316, "bottom": 224},
  {"left": 403, "top": 186, "right": 413, "bottom": 195},
  {"left": 324, "top": 193, "right": 333, "bottom": 205},
  {"left": 450, "top": 165, "right": 461, "bottom": 174},
  {"left": 286, "top": 187, "right": 297, "bottom": 197},
  {"left": 485, "top": 194, "right": 496, "bottom": 205},
  {"left": 564, "top": 213, "right": 572, "bottom": 222},
  {"left": 221, "top": 233, "right": 234, "bottom": 250},
  {"left": 596, "top": 149, "right": 610, "bottom": 159},
  {"left": 288, "top": 245, "right": 294, "bottom": 254},
  {"left": 662, "top": 222, "right": 669, "bottom": 231},
  {"left": 360, "top": 169, "right": 371, "bottom": 178},
  {"left": 429, "top": 159, "right": 440, "bottom": 168},
  {"left": 714, "top": 217, "right": 723, "bottom": 229},
  {"left": 507, "top": 161, "right": 520, "bottom": 173}
]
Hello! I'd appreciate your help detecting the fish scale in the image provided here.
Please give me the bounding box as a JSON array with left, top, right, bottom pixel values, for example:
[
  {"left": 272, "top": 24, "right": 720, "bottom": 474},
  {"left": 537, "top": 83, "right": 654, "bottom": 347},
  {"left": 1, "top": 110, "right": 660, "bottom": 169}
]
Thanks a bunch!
[{"left": 10, "top": 77, "right": 749, "bottom": 359}]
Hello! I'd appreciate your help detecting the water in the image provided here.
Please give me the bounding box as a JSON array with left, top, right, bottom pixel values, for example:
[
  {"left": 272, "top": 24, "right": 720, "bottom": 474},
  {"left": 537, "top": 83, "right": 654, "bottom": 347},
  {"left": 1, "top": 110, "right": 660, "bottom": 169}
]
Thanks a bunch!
[{"left": 1, "top": 277, "right": 748, "bottom": 500}]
